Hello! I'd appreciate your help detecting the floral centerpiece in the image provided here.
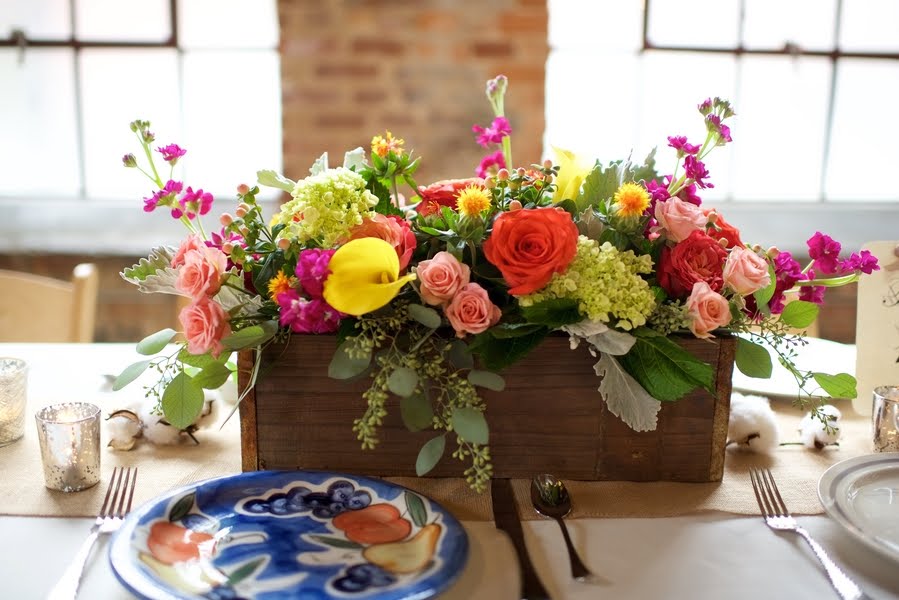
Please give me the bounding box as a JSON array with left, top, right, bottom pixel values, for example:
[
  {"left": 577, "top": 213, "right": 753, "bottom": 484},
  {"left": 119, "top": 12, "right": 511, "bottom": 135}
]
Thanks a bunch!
[{"left": 116, "top": 75, "right": 878, "bottom": 492}]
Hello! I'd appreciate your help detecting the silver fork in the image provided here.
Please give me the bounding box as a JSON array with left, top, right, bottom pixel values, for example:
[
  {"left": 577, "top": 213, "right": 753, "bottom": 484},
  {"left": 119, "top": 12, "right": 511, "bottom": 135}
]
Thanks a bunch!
[
  {"left": 749, "top": 467, "right": 871, "bottom": 600},
  {"left": 48, "top": 466, "right": 138, "bottom": 600}
]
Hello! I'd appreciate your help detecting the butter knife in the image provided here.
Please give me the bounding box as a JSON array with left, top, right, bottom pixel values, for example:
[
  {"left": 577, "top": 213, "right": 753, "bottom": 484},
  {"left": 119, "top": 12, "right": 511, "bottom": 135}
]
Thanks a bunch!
[{"left": 492, "top": 478, "right": 551, "bottom": 600}]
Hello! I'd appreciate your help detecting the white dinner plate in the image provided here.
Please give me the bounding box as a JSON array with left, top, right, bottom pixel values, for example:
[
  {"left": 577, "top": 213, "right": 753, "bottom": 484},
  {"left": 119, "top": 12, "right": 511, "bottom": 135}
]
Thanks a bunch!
[
  {"left": 818, "top": 454, "right": 899, "bottom": 564},
  {"left": 731, "top": 336, "right": 856, "bottom": 399}
]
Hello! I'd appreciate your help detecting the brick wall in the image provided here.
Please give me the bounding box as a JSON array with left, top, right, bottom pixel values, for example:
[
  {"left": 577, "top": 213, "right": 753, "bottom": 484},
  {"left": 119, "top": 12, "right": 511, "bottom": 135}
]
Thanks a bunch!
[{"left": 278, "top": 0, "right": 548, "bottom": 184}]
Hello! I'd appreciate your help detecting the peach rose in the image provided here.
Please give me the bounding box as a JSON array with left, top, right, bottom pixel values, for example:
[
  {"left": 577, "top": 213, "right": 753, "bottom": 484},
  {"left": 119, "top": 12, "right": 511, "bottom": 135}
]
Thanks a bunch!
[
  {"left": 686, "top": 281, "right": 731, "bottom": 338},
  {"left": 171, "top": 234, "right": 205, "bottom": 268},
  {"left": 179, "top": 296, "right": 231, "bottom": 356},
  {"left": 416, "top": 178, "right": 484, "bottom": 216},
  {"left": 444, "top": 283, "right": 501, "bottom": 338},
  {"left": 175, "top": 246, "right": 228, "bottom": 300},
  {"left": 482, "top": 207, "right": 579, "bottom": 296},
  {"left": 654, "top": 197, "right": 708, "bottom": 242},
  {"left": 723, "top": 246, "right": 771, "bottom": 296},
  {"left": 347, "top": 214, "right": 417, "bottom": 270},
  {"left": 416, "top": 251, "right": 471, "bottom": 306}
]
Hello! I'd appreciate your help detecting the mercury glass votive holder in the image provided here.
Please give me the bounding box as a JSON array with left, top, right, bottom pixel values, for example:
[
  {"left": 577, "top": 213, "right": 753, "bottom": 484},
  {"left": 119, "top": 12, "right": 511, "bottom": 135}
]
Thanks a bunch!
[
  {"left": 0, "top": 358, "right": 28, "bottom": 447},
  {"left": 35, "top": 402, "right": 101, "bottom": 492},
  {"left": 873, "top": 386, "right": 899, "bottom": 452}
]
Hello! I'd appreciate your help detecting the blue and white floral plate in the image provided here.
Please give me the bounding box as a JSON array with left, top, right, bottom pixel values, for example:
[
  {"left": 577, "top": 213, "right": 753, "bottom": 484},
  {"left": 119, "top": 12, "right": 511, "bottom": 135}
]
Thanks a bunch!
[{"left": 109, "top": 471, "right": 469, "bottom": 600}]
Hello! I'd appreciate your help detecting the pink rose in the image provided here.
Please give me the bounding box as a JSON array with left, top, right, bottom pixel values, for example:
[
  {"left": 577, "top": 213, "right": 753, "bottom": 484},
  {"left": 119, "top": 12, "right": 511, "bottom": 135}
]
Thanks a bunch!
[
  {"left": 171, "top": 235, "right": 205, "bottom": 268},
  {"left": 179, "top": 296, "right": 231, "bottom": 356},
  {"left": 723, "top": 247, "right": 771, "bottom": 296},
  {"left": 444, "top": 283, "right": 501, "bottom": 338},
  {"left": 686, "top": 281, "right": 731, "bottom": 338},
  {"left": 415, "top": 251, "right": 471, "bottom": 306},
  {"left": 347, "top": 214, "right": 417, "bottom": 270},
  {"left": 175, "top": 246, "right": 228, "bottom": 300},
  {"left": 654, "top": 197, "right": 708, "bottom": 242}
]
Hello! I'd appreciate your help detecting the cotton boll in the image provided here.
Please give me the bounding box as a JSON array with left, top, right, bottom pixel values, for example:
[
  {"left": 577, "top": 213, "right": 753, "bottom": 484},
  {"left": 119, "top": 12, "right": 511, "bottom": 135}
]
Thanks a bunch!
[
  {"left": 799, "top": 405, "right": 842, "bottom": 449},
  {"left": 138, "top": 400, "right": 183, "bottom": 445},
  {"left": 105, "top": 409, "right": 142, "bottom": 451},
  {"left": 728, "top": 392, "right": 780, "bottom": 453}
]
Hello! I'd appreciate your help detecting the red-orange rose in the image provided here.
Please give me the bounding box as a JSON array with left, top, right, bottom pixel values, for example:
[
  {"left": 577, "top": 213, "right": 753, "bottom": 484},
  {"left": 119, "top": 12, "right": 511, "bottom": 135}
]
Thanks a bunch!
[
  {"left": 416, "top": 178, "right": 484, "bottom": 216},
  {"left": 704, "top": 209, "right": 743, "bottom": 249},
  {"left": 657, "top": 230, "right": 728, "bottom": 299},
  {"left": 482, "top": 207, "right": 579, "bottom": 295}
]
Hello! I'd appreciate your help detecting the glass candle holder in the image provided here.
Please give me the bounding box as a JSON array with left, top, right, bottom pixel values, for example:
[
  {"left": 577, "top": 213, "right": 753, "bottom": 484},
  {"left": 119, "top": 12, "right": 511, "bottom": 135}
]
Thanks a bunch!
[
  {"left": 35, "top": 402, "right": 101, "bottom": 492},
  {"left": 0, "top": 357, "right": 28, "bottom": 447},
  {"left": 872, "top": 385, "right": 899, "bottom": 452}
]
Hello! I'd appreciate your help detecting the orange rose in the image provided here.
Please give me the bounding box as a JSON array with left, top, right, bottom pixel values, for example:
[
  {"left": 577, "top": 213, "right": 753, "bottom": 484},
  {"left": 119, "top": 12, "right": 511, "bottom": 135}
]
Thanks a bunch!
[
  {"left": 704, "top": 208, "right": 743, "bottom": 249},
  {"left": 482, "top": 207, "right": 579, "bottom": 295},
  {"left": 416, "top": 178, "right": 484, "bottom": 216}
]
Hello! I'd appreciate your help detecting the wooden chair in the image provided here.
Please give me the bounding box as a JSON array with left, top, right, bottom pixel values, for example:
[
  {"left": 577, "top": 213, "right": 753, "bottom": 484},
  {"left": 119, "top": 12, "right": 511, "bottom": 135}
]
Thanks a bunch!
[{"left": 0, "top": 264, "right": 100, "bottom": 342}]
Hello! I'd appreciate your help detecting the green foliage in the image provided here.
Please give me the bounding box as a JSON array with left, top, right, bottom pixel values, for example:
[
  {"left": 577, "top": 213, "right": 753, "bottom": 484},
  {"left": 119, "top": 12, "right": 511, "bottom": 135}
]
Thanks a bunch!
[
  {"left": 735, "top": 338, "right": 773, "bottom": 379},
  {"left": 328, "top": 339, "right": 372, "bottom": 379},
  {"left": 467, "top": 370, "right": 505, "bottom": 391},
  {"left": 468, "top": 326, "right": 549, "bottom": 371},
  {"left": 137, "top": 328, "right": 177, "bottom": 355},
  {"left": 222, "top": 322, "right": 278, "bottom": 351},
  {"left": 161, "top": 372, "right": 205, "bottom": 430},
  {"left": 416, "top": 435, "right": 445, "bottom": 476},
  {"left": 779, "top": 300, "right": 819, "bottom": 329},
  {"left": 113, "top": 360, "right": 152, "bottom": 391},
  {"left": 400, "top": 392, "right": 433, "bottom": 432},
  {"left": 451, "top": 407, "right": 489, "bottom": 444},
  {"left": 519, "top": 298, "right": 582, "bottom": 328},
  {"left": 813, "top": 372, "right": 857, "bottom": 399},
  {"left": 618, "top": 335, "right": 714, "bottom": 401}
]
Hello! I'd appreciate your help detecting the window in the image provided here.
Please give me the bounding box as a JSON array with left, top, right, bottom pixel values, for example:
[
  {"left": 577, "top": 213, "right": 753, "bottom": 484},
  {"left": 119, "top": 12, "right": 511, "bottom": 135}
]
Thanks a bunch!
[
  {"left": 0, "top": 0, "right": 282, "bottom": 253},
  {"left": 546, "top": 0, "right": 899, "bottom": 253}
]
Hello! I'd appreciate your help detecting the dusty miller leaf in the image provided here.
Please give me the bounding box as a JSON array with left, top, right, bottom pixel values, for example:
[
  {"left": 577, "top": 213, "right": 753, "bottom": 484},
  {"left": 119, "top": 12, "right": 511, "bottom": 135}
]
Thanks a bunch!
[
  {"left": 257, "top": 169, "right": 296, "bottom": 192},
  {"left": 120, "top": 246, "right": 181, "bottom": 294},
  {"left": 594, "top": 353, "right": 661, "bottom": 432}
]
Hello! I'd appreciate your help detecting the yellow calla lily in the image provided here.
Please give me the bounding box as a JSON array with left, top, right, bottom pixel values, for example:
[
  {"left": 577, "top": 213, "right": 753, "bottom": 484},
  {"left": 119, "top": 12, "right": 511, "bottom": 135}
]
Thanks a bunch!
[
  {"left": 323, "top": 237, "right": 416, "bottom": 316},
  {"left": 551, "top": 146, "right": 593, "bottom": 204}
]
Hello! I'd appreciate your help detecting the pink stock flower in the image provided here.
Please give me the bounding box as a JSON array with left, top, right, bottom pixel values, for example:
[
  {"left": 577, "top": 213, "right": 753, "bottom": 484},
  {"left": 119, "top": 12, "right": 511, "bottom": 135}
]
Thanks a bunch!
[
  {"left": 347, "top": 214, "right": 417, "bottom": 270},
  {"left": 156, "top": 144, "right": 187, "bottom": 164},
  {"left": 667, "top": 136, "right": 701, "bottom": 156},
  {"left": 683, "top": 155, "right": 713, "bottom": 189},
  {"left": 143, "top": 180, "right": 183, "bottom": 213},
  {"left": 179, "top": 296, "right": 231, "bottom": 357},
  {"left": 653, "top": 197, "right": 708, "bottom": 242},
  {"left": 277, "top": 290, "right": 341, "bottom": 334},
  {"left": 172, "top": 187, "right": 214, "bottom": 220},
  {"left": 294, "top": 248, "right": 336, "bottom": 298},
  {"left": 175, "top": 246, "right": 228, "bottom": 300},
  {"left": 476, "top": 150, "right": 506, "bottom": 178},
  {"left": 415, "top": 251, "right": 471, "bottom": 306},
  {"left": 444, "top": 283, "right": 501, "bottom": 338},
  {"left": 806, "top": 232, "right": 842, "bottom": 275},
  {"left": 472, "top": 117, "right": 512, "bottom": 147},
  {"left": 686, "top": 281, "right": 731, "bottom": 338}
]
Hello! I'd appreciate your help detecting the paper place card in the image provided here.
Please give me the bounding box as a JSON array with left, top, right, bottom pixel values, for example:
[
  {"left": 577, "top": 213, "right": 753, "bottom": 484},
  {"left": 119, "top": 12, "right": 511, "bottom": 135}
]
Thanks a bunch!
[{"left": 854, "top": 241, "right": 899, "bottom": 415}]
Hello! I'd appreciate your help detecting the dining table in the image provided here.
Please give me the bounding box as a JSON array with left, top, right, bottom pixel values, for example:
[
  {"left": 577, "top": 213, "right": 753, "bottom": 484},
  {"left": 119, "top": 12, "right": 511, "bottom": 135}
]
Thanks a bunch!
[{"left": 1, "top": 342, "right": 898, "bottom": 600}]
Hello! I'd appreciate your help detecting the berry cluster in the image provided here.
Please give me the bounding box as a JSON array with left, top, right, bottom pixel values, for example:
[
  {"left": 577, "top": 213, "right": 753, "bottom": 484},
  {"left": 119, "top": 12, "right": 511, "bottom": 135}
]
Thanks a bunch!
[
  {"left": 332, "top": 563, "right": 397, "bottom": 593},
  {"left": 241, "top": 480, "right": 372, "bottom": 519}
]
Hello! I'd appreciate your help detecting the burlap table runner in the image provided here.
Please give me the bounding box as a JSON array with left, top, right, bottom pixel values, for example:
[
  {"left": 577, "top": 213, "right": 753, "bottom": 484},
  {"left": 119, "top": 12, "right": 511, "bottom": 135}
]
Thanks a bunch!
[{"left": 0, "top": 387, "right": 874, "bottom": 520}]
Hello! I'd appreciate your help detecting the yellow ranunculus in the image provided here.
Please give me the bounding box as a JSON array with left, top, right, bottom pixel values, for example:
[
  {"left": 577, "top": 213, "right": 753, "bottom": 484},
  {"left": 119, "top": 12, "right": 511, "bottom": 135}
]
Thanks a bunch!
[
  {"left": 551, "top": 147, "right": 593, "bottom": 204},
  {"left": 323, "top": 237, "right": 416, "bottom": 316}
]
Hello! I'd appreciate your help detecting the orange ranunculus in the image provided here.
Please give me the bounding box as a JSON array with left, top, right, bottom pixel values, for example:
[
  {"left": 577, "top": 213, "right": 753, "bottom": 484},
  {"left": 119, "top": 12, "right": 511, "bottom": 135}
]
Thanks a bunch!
[
  {"left": 347, "top": 213, "right": 417, "bottom": 270},
  {"left": 416, "top": 178, "right": 484, "bottom": 216},
  {"left": 482, "top": 207, "right": 579, "bottom": 296},
  {"left": 704, "top": 208, "right": 743, "bottom": 249}
]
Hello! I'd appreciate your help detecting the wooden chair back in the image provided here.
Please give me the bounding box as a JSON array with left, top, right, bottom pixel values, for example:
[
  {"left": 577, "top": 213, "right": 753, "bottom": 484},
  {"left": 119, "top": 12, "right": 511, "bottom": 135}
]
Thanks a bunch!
[{"left": 0, "top": 264, "right": 100, "bottom": 342}]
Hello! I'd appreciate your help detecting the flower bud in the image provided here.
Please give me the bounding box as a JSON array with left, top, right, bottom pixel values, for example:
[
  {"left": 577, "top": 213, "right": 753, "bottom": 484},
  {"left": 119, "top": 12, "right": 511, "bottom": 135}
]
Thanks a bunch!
[
  {"left": 277, "top": 237, "right": 291, "bottom": 251},
  {"left": 235, "top": 205, "right": 248, "bottom": 218},
  {"left": 516, "top": 167, "right": 526, "bottom": 177},
  {"left": 237, "top": 183, "right": 250, "bottom": 195},
  {"left": 240, "top": 226, "right": 250, "bottom": 237},
  {"left": 543, "top": 159, "right": 553, "bottom": 170},
  {"left": 497, "top": 168, "right": 509, "bottom": 181},
  {"left": 706, "top": 210, "right": 718, "bottom": 224},
  {"left": 219, "top": 213, "right": 234, "bottom": 227},
  {"left": 767, "top": 246, "right": 781, "bottom": 259},
  {"left": 509, "top": 199, "right": 523, "bottom": 211},
  {"left": 221, "top": 242, "right": 234, "bottom": 255},
  {"left": 484, "top": 176, "right": 496, "bottom": 189},
  {"left": 121, "top": 153, "right": 137, "bottom": 168}
]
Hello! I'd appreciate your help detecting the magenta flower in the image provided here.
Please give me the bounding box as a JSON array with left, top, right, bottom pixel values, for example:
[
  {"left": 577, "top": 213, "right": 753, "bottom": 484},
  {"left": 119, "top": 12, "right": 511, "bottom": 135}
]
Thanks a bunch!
[
  {"left": 476, "top": 150, "right": 506, "bottom": 178},
  {"left": 706, "top": 115, "right": 732, "bottom": 144},
  {"left": 807, "top": 232, "right": 842, "bottom": 275},
  {"left": 841, "top": 250, "right": 879, "bottom": 274},
  {"left": 472, "top": 117, "right": 512, "bottom": 148},
  {"left": 172, "top": 187, "right": 214, "bottom": 220},
  {"left": 698, "top": 98, "right": 713, "bottom": 115},
  {"left": 295, "top": 248, "right": 336, "bottom": 298},
  {"left": 277, "top": 291, "right": 341, "bottom": 334},
  {"left": 683, "top": 155, "right": 713, "bottom": 189},
  {"left": 157, "top": 144, "right": 187, "bottom": 164},
  {"left": 798, "top": 271, "right": 826, "bottom": 305},
  {"left": 667, "top": 136, "right": 700, "bottom": 156},
  {"left": 143, "top": 180, "right": 183, "bottom": 213}
]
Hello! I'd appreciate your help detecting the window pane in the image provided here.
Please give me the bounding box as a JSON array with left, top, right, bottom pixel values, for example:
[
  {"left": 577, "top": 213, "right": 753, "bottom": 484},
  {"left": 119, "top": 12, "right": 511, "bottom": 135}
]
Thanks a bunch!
[
  {"left": 731, "top": 56, "right": 831, "bottom": 201},
  {"left": 79, "top": 49, "right": 182, "bottom": 200},
  {"left": 178, "top": 0, "right": 278, "bottom": 49},
  {"left": 75, "top": 0, "right": 170, "bottom": 42},
  {"left": 181, "top": 51, "right": 282, "bottom": 199},
  {"left": 825, "top": 59, "right": 899, "bottom": 201},
  {"left": 548, "top": 0, "right": 642, "bottom": 51},
  {"left": 743, "top": 0, "right": 836, "bottom": 51},
  {"left": 638, "top": 52, "right": 737, "bottom": 200},
  {"left": 3, "top": 0, "right": 71, "bottom": 39},
  {"left": 0, "top": 49, "right": 79, "bottom": 195},
  {"left": 840, "top": 0, "right": 899, "bottom": 52},
  {"left": 646, "top": 0, "right": 739, "bottom": 49}
]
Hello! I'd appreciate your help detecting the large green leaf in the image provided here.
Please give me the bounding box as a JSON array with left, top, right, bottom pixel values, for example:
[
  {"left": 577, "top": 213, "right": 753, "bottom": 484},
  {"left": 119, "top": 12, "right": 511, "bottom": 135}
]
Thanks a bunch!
[
  {"left": 451, "top": 407, "right": 489, "bottom": 444},
  {"left": 415, "top": 435, "right": 446, "bottom": 476},
  {"left": 328, "top": 339, "right": 371, "bottom": 379},
  {"left": 407, "top": 304, "right": 441, "bottom": 329},
  {"left": 387, "top": 367, "right": 419, "bottom": 397},
  {"left": 192, "top": 362, "right": 233, "bottom": 390},
  {"left": 576, "top": 161, "right": 620, "bottom": 212},
  {"left": 469, "top": 327, "right": 548, "bottom": 371},
  {"left": 780, "top": 300, "right": 819, "bottom": 329},
  {"left": 446, "top": 340, "right": 474, "bottom": 370},
  {"left": 752, "top": 264, "right": 777, "bottom": 314},
  {"left": 617, "top": 336, "right": 714, "bottom": 401},
  {"left": 735, "top": 338, "right": 773, "bottom": 379},
  {"left": 178, "top": 349, "right": 231, "bottom": 369},
  {"left": 519, "top": 298, "right": 582, "bottom": 328},
  {"left": 400, "top": 392, "right": 433, "bottom": 432},
  {"left": 161, "top": 372, "right": 205, "bottom": 429},
  {"left": 137, "top": 328, "right": 177, "bottom": 355},
  {"left": 467, "top": 370, "right": 505, "bottom": 391},
  {"left": 813, "top": 372, "right": 857, "bottom": 399},
  {"left": 221, "top": 322, "right": 278, "bottom": 351},
  {"left": 112, "top": 360, "right": 152, "bottom": 391}
]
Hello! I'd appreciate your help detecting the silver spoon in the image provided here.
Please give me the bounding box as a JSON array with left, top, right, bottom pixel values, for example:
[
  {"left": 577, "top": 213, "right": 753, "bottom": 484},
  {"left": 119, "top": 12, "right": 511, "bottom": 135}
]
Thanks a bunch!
[{"left": 530, "top": 474, "right": 596, "bottom": 582}]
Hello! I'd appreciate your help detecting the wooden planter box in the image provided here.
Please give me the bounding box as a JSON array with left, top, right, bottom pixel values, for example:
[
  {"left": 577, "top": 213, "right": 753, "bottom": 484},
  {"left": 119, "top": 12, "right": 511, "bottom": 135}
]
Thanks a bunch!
[{"left": 238, "top": 334, "right": 735, "bottom": 482}]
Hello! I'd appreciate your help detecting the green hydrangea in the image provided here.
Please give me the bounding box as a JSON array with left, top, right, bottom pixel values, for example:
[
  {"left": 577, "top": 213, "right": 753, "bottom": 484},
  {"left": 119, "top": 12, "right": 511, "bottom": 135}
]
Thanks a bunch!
[
  {"left": 519, "top": 236, "right": 657, "bottom": 330},
  {"left": 274, "top": 167, "right": 378, "bottom": 247}
]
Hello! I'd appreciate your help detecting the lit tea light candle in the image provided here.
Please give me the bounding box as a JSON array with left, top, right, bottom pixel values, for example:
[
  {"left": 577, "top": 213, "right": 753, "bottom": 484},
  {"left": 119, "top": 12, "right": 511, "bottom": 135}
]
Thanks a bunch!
[
  {"left": 0, "top": 357, "right": 27, "bottom": 447},
  {"left": 34, "top": 402, "right": 101, "bottom": 492}
]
